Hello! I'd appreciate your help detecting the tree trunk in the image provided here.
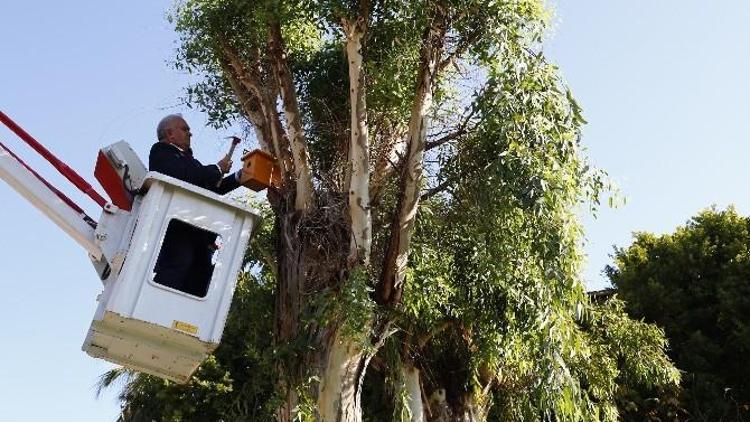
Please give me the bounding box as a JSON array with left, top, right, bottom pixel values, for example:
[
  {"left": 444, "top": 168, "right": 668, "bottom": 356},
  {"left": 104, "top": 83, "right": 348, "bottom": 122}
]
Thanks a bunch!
[
  {"left": 401, "top": 365, "right": 490, "bottom": 422},
  {"left": 274, "top": 206, "right": 305, "bottom": 422},
  {"left": 317, "top": 331, "right": 369, "bottom": 421},
  {"left": 268, "top": 21, "right": 314, "bottom": 211},
  {"left": 344, "top": 22, "right": 372, "bottom": 264},
  {"left": 403, "top": 365, "right": 427, "bottom": 422},
  {"left": 276, "top": 327, "right": 375, "bottom": 422},
  {"left": 378, "top": 9, "right": 446, "bottom": 306},
  {"left": 272, "top": 192, "right": 379, "bottom": 422}
]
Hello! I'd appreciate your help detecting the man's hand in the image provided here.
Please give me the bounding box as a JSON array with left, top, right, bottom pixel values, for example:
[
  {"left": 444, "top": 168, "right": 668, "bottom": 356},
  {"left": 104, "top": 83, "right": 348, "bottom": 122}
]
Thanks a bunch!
[{"left": 217, "top": 156, "right": 232, "bottom": 173}]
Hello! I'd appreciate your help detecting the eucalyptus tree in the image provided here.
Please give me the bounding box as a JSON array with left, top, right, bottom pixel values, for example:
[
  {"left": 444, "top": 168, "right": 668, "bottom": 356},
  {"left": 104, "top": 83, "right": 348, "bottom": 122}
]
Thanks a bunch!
[{"left": 105, "top": 0, "right": 680, "bottom": 420}]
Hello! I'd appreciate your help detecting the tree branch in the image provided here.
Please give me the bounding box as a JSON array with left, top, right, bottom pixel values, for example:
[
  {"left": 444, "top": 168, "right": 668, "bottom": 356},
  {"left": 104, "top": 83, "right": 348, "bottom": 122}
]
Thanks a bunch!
[
  {"left": 218, "top": 57, "right": 272, "bottom": 153},
  {"left": 343, "top": 17, "right": 372, "bottom": 265},
  {"left": 268, "top": 21, "right": 314, "bottom": 211},
  {"left": 220, "top": 41, "right": 291, "bottom": 177},
  {"left": 378, "top": 6, "right": 448, "bottom": 306},
  {"left": 420, "top": 177, "right": 452, "bottom": 201},
  {"left": 425, "top": 103, "right": 477, "bottom": 151},
  {"left": 436, "top": 24, "right": 482, "bottom": 75},
  {"left": 425, "top": 128, "right": 465, "bottom": 151},
  {"left": 416, "top": 320, "right": 453, "bottom": 350}
]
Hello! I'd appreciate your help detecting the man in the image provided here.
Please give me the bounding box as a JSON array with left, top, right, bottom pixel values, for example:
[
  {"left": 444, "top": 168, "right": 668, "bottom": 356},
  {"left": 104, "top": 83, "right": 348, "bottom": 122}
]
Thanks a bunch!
[
  {"left": 149, "top": 114, "right": 242, "bottom": 297},
  {"left": 149, "top": 114, "right": 240, "bottom": 193}
]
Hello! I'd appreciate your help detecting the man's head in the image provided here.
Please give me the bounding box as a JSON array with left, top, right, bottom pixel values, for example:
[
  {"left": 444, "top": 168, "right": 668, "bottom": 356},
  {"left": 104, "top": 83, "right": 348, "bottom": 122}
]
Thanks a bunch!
[{"left": 157, "top": 114, "right": 191, "bottom": 150}]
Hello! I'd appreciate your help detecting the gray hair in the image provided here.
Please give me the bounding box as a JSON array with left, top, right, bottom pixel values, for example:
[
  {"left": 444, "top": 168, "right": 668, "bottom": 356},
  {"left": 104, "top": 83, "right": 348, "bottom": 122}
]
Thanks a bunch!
[{"left": 156, "top": 114, "right": 184, "bottom": 141}]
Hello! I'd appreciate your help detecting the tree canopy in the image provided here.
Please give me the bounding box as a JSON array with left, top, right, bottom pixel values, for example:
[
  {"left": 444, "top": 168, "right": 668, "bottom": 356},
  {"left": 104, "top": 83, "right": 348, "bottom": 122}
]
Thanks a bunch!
[
  {"left": 608, "top": 207, "right": 750, "bottom": 421},
  {"left": 103, "top": 0, "right": 680, "bottom": 420}
]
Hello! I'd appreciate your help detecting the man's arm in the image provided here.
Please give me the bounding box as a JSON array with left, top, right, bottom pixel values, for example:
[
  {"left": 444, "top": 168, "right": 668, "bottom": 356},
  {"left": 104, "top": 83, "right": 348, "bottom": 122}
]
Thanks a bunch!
[
  {"left": 149, "top": 143, "right": 222, "bottom": 189},
  {"left": 213, "top": 172, "right": 241, "bottom": 195}
]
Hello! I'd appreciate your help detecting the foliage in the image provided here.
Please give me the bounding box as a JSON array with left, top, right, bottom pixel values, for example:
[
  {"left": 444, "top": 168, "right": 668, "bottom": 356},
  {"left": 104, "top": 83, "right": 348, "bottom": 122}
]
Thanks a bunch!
[
  {"left": 570, "top": 298, "right": 682, "bottom": 421},
  {"left": 123, "top": 273, "right": 276, "bottom": 421},
  {"left": 308, "top": 266, "right": 376, "bottom": 346},
  {"left": 361, "top": 42, "right": 682, "bottom": 414},
  {"left": 378, "top": 35, "right": 678, "bottom": 419},
  {"left": 107, "top": 0, "right": 680, "bottom": 420},
  {"left": 607, "top": 206, "right": 750, "bottom": 421}
]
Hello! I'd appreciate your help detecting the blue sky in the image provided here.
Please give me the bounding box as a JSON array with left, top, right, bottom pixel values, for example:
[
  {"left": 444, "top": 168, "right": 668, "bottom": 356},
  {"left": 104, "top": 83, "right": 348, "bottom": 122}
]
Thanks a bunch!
[
  {"left": 0, "top": 1, "right": 748, "bottom": 420},
  {"left": 546, "top": 1, "right": 750, "bottom": 289}
]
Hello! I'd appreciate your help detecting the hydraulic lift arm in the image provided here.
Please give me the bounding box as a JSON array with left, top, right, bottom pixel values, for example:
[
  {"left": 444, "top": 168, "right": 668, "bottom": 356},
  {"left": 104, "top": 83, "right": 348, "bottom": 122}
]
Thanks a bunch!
[
  {"left": 0, "top": 142, "right": 102, "bottom": 260},
  {"left": 0, "top": 111, "right": 155, "bottom": 287}
]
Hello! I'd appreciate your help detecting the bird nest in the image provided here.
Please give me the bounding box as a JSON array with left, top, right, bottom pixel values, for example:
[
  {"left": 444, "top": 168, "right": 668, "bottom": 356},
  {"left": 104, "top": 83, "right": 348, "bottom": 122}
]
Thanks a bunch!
[{"left": 276, "top": 188, "right": 351, "bottom": 295}]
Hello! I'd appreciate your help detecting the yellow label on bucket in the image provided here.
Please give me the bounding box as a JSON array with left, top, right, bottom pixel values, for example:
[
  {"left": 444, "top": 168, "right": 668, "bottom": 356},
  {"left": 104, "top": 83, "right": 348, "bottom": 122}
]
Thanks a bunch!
[{"left": 172, "top": 320, "right": 198, "bottom": 335}]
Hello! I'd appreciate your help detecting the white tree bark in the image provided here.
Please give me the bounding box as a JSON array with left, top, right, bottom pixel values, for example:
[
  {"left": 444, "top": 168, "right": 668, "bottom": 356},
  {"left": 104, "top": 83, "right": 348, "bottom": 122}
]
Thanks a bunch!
[
  {"left": 394, "top": 79, "right": 432, "bottom": 285},
  {"left": 269, "top": 22, "right": 314, "bottom": 211},
  {"left": 317, "top": 333, "right": 366, "bottom": 422},
  {"left": 344, "top": 21, "right": 372, "bottom": 264},
  {"left": 378, "top": 12, "right": 447, "bottom": 306},
  {"left": 393, "top": 28, "right": 443, "bottom": 289},
  {"left": 403, "top": 365, "right": 426, "bottom": 422}
]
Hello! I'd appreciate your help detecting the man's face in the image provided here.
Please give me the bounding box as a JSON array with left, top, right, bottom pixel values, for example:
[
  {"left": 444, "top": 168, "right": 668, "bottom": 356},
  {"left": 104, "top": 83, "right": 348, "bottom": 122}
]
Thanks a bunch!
[{"left": 166, "top": 118, "right": 191, "bottom": 149}]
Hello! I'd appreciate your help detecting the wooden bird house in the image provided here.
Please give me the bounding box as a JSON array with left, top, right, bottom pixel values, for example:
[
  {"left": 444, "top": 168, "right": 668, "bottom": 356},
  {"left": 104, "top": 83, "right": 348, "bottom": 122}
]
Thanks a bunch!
[{"left": 240, "top": 149, "right": 280, "bottom": 191}]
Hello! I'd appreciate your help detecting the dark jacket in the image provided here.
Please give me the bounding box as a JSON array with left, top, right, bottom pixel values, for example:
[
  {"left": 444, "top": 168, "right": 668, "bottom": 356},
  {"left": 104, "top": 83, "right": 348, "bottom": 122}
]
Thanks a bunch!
[
  {"left": 148, "top": 142, "right": 239, "bottom": 195},
  {"left": 148, "top": 141, "right": 240, "bottom": 296}
]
